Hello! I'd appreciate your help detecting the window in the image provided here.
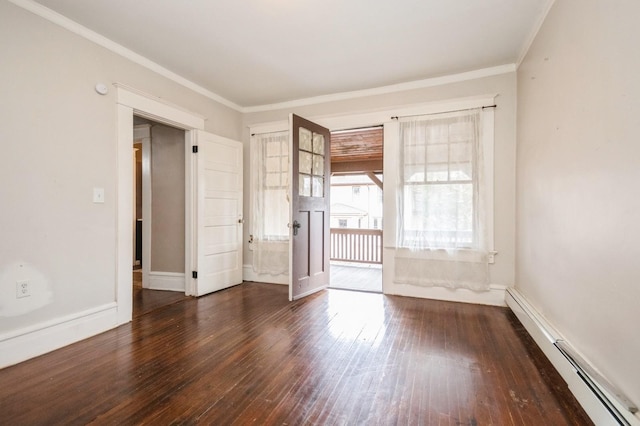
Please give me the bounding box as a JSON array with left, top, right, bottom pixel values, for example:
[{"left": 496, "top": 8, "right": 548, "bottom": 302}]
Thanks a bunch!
[
  {"left": 298, "top": 127, "right": 325, "bottom": 198},
  {"left": 250, "top": 131, "right": 290, "bottom": 276},
  {"left": 260, "top": 133, "right": 289, "bottom": 239},
  {"left": 398, "top": 109, "right": 482, "bottom": 250},
  {"left": 339, "top": 219, "right": 348, "bottom": 228}
]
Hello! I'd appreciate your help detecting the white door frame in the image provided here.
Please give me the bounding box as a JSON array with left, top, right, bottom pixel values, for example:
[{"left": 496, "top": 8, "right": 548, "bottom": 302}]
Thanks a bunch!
[{"left": 116, "top": 85, "right": 205, "bottom": 325}]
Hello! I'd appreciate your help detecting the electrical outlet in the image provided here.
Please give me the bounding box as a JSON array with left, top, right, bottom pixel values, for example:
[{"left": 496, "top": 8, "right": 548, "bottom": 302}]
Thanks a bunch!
[{"left": 16, "top": 280, "right": 30, "bottom": 298}]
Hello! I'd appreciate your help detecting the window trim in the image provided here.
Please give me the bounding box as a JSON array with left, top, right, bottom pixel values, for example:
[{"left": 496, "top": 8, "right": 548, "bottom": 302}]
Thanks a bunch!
[
  {"left": 247, "top": 94, "right": 496, "bottom": 291},
  {"left": 248, "top": 95, "right": 495, "bottom": 255},
  {"left": 397, "top": 109, "right": 487, "bottom": 251},
  {"left": 379, "top": 99, "right": 495, "bottom": 257}
]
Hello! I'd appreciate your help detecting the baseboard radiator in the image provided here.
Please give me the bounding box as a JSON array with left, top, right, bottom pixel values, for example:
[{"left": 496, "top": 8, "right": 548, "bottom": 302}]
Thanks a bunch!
[{"left": 506, "top": 288, "right": 639, "bottom": 426}]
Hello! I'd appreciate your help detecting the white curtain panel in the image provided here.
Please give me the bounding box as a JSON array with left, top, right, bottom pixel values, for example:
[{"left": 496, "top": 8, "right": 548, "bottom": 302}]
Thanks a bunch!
[
  {"left": 395, "top": 109, "right": 489, "bottom": 290},
  {"left": 251, "top": 131, "right": 290, "bottom": 275},
  {"left": 394, "top": 249, "right": 488, "bottom": 291}
]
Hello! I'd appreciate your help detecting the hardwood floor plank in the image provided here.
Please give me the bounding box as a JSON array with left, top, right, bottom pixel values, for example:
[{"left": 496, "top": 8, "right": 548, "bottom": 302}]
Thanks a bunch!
[
  {"left": 132, "top": 271, "right": 189, "bottom": 319},
  {"left": 0, "top": 282, "right": 592, "bottom": 425}
]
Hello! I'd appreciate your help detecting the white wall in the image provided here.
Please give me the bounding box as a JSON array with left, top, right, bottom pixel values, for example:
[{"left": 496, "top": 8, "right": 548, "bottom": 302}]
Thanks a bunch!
[
  {"left": 0, "top": 1, "right": 241, "bottom": 337},
  {"left": 243, "top": 72, "right": 517, "bottom": 290},
  {"left": 516, "top": 0, "right": 640, "bottom": 409}
]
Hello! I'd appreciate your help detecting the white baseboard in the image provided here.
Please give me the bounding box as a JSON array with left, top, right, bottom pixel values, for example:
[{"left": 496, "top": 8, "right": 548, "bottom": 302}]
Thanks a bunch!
[
  {"left": 241, "top": 264, "right": 505, "bottom": 303},
  {"left": 242, "top": 265, "right": 287, "bottom": 285},
  {"left": 506, "top": 288, "right": 639, "bottom": 426},
  {"left": 385, "top": 282, "right": 507, "bottom": 306},
  {"left": 0, "top": 302, "right": 118, "bottom": 368},
  {"left": 149, "top": 271, "right": 185, "bottom": 291}
]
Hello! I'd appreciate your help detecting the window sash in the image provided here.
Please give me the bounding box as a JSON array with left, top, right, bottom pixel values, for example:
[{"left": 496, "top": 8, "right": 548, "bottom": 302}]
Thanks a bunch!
[
  {"left": 253, "top": 132, "right": 289, "bottom": 241},
  {"left": 398, "top": 110, "right": 481, "bottom": 250}
]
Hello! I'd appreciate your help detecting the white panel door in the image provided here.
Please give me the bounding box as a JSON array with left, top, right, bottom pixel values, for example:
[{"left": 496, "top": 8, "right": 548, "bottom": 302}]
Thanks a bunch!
[{"left": 194, "top": 130, "right": 243, "bottom": 296}]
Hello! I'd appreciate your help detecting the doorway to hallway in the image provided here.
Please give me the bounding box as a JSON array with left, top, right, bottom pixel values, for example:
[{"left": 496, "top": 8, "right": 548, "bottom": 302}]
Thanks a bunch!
[{"left": 132, "top": 117, "right": 189, "bottom": 318}]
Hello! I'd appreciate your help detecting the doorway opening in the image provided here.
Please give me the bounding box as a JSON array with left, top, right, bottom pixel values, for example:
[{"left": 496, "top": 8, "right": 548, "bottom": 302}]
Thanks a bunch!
[
  {"left": 329, "top": 126, "right": 383, "bottom": 293},
  {"left": 132, "top": 116, "right": 189, "bottom": 319}
]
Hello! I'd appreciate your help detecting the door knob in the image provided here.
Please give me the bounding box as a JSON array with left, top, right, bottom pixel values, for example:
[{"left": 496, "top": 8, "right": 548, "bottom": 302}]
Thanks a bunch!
[{"left": 292, "top": 220, "right": 301, "bottom": 236}]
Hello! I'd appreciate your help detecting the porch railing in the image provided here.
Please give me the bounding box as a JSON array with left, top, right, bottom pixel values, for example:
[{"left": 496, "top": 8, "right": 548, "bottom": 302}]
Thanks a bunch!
[{"left": 330, "top": 228, "right": 383, "bottom": 264}]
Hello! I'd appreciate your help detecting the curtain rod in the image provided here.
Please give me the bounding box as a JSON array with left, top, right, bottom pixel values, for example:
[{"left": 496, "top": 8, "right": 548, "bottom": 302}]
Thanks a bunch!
[
  {"left": 250, "top": 129, "right": 288, "bottom": 137},
  {"left": 391, "top": 104, "right": 496, "bottom": 120},
  {"left": 252, "top": 125, "right": 384, "bottom": 136},
  {"left": 332, "top": 125, "right": 383, "bottom": 134}
]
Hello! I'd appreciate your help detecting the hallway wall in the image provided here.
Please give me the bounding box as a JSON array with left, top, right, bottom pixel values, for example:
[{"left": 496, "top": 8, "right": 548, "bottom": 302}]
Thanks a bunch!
[{"left": 150, "top": 124, "right": 185, "bottom": 274}]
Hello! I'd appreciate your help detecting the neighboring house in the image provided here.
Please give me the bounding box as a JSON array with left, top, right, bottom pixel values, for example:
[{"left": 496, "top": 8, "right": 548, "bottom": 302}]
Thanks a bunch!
[
  {"left": 1, "top": 1, "right": 639, "bottom": 422},
  {"left": 330, "top": 179, "right": 383, "bottom": 230},
  {"left": 329, "top": 203, "right": 368, "bottom": 229}
]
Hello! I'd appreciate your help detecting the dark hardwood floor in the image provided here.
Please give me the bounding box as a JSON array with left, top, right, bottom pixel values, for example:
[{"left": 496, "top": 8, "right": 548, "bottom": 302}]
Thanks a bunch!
[
  {"left": 0, "top": 283, "right": 592, "bottom": 425},
  {"left": 132, "top": 271, "right": 189, "bottom": 319}
]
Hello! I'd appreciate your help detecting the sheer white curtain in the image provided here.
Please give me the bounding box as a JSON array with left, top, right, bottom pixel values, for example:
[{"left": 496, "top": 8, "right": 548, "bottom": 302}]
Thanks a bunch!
[
  {"left": 251, "top": 131, "right": 290, "bottom": 275},
  {"left": 394, "top": 108, "right": 490, "bottom": 291}
]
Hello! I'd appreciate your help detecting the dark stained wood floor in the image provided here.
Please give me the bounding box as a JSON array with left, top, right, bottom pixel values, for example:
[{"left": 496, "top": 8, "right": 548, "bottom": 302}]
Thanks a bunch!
[
  {"left": 132, "top": 271, "right": 189, "bottom": 319},
  {"left": 0, "top": 283, "right": 592, "bottom": 425}
]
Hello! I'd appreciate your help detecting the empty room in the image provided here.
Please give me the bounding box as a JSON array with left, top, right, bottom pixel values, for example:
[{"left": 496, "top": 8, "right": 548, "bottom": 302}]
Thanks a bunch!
[{"left": 1, "top": 0, "right": 638, "bottom": 424}]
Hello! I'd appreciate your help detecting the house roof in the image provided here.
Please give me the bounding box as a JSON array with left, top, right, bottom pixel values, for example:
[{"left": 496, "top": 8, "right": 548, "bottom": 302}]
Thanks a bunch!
[{"left": 331, "top": 203, "right": 368, "bottom": 218}]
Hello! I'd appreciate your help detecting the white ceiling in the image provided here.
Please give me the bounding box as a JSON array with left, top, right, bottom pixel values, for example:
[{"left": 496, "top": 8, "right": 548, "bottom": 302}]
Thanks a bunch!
[{"left": 30, "top": 0, "right": 552, "bottom": 109}]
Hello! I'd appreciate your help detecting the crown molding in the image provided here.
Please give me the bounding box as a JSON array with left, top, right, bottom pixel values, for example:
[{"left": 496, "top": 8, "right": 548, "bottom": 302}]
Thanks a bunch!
[
  {"left": 243, "top": 64, "right": 516, "bottom": 113},
  {"left": 516, "top": 0, "right": 556, "bottom": 68},
  {"left": 8, "top": 0, "right": 243, "bottom": 112},
  {"left": 11, "top": 0, "right": 521, "bottom": 115}
]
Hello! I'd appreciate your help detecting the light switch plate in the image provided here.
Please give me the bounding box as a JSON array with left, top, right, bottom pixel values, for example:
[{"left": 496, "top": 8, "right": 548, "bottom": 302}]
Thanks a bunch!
[{"left": 93, "top": 187, "right": 105, "bottom": 203}]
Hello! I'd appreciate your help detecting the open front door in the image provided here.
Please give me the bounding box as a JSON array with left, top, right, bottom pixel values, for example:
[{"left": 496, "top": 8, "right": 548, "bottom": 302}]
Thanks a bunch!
[
  {"left": 192, "top": 130, "right": 243, "bottom": 296},
  {"left": 289, "top": 114, "right": 331, "bottom": 300}
]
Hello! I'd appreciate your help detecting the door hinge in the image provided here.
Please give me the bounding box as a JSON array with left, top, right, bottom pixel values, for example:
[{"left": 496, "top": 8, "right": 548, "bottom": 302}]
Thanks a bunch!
[
  {"left": 192, "top": 271, "right": 198, "bottom": 279},
  {"left": 192, "top": 145, "right": 198, "bottom": 153}
]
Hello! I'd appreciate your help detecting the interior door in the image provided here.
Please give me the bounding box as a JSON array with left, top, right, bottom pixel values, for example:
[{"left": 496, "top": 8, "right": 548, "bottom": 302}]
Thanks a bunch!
[
  {"left": 193, "top": 130, "right": 243, "bottom": 296},
  {"left": 289, "top": 114, "right": 331, "bottom": 300}
]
